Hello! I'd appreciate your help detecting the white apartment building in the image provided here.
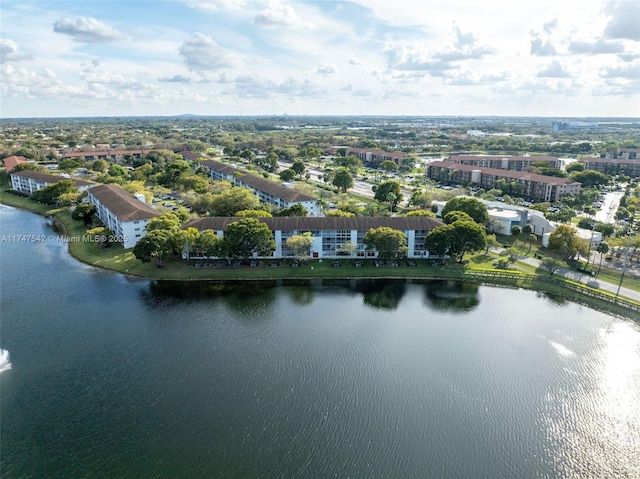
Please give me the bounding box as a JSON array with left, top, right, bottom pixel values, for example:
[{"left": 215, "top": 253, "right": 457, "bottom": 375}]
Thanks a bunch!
[
  {"left": 184, "top": 216, "right": 444, "bottom": 260},
  {"left": 10, "top": 170, "right": 94, "bottom": 195},
  {"left": 87, "top": 184, "right": 159, "bottom": 248}
]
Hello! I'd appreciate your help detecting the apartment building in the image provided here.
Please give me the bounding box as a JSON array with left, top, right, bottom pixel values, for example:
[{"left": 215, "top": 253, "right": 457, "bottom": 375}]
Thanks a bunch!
[
  {"left": 577, "top": 157, "right": 640, "bottom": 177},
  {"left": 448, "top": 155, "right": 562, "bottom": 171},
  {"left": 87, "top": 184, "right": 159, "bottom": 248},
  {"left": 426, "top": 161, "right": 581, "bottom": 203},
  {"left": 201, "top": 160, "right": 321, "bottom": 216},
  {"left": 10, "top": 170, "right": 94, "bottom": 195},
  {"left": 184, "top": 216, "right": 444, "bottom": 260}
]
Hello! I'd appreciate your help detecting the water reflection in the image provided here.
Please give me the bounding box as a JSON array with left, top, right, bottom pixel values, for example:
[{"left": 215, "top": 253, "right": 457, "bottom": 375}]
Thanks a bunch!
[
  {"left": 355, "top": 280, "right": 407, "bottom": 310},
  {"left": 537, "top": 291, "right": 568, "bottom": 306},
  {"left": 141, "top": 280, "right": 280, "bottom": 314},
  {"left": 422, "top": 280, "right": 480, "bottom": 312},
  {"left": 140, "top": 279, "right": 482, "bottom": 314}
]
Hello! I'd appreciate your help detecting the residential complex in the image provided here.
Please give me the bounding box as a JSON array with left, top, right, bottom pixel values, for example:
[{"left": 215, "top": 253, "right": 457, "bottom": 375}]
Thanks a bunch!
[
  {"left": 10, "top": 170, "right": 94, "bottom": 195},
  {"left": 201, "top": 160, "right": 321, "bottom": 216},
  {"left": 87, "top": 184, "right": 159, "bottom": 248},
  {"left": 448, "top": 155, "right": 562, "bottom": 171},
  {"left": 576, "top": 157, "right": 640, "bottom": 177},
  {"left": 185, "top": 216, "right": 443, "bottom": 260},
  {"left": 323, "top": 147, "right": 408, "bottom": 165},
  {"left": 63, "top": 149, "right": 159, "bottom": 163},
  {"left": 426, "top": 161, "right": 581, "bottom": 203}
]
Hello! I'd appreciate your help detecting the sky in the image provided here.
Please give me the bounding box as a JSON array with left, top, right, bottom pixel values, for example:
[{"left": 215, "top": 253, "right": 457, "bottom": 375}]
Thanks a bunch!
[{"left": 1, "top": 0, "right": 639, "bottom": 118}]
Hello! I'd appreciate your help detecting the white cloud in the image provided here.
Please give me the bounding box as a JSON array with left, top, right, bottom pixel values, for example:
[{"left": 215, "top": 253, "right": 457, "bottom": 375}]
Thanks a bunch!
[
  {"left": 186, "top": 0, "right": 247, "bottom": 11},
  {"left": 444, "top": 70, "right": 510, "bottom": 86},
  {"left": 537, "top": 60, "right": 572, "bottom": 78},
  {"left": 53, "top": 17, "right": 123, "bottom": 43},
  {"left": 1, "top": 64, "right": 63, "bottom": 99},
  {"left": 254, "top": 0, "right": 312, "bottom": 29},
  {"left": 603, "top": 1, "right": 640, "bottom": 41},
  {"left": 315, "top": 63, "right": 337, "bottom": 75},
  {"left": 349, "top": 58, "right": 364, "bottom": 66},
  {"left": 599, "top": 62, "right": 640, "bottom": 79},
  {"left": 228, "top": 75, "right": 322, "bottom": 100},
  {"left": 0, "top": 39, "right": 33, "bottom": 63},
  {"left": 158, "top": 75, "right": 194, "bottom": 83},
  {"left": 383, "top": 42, "right": 452, "bottom": 75},
  {"left": 569, "top": 39, "right": 626, "bottom": 55},
  {"left": 179, "top": 33, "right": 233, "bottom": 73},
  {"left": 530, "top": 37, "right": 557, "bottom": 57}
]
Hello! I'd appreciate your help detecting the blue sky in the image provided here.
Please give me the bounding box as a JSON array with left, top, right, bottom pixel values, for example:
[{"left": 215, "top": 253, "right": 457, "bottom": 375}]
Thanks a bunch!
[{"left": 1, "top": 0, "right": 639, "bottom": 118}]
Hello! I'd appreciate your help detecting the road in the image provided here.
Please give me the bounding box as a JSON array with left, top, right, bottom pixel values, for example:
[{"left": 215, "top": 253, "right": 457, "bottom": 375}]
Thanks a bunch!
[
  {"left": 519, "top": 255, "right": 640, "bottom": 304},
  {"left": 594, "top": 190, "right": 624, "bottom": 224}
]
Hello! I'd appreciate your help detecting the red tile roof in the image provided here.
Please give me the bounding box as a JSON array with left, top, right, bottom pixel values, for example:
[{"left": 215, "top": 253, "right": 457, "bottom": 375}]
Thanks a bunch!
[
  {"left": 428, "top": 161, "right": 581, "bottom": 186},
  {"left": 88, "top": 184, "right": 160, "bottom": 222},
  {"left": 2, "top": 155, "right": 28, "bottom": 172}
]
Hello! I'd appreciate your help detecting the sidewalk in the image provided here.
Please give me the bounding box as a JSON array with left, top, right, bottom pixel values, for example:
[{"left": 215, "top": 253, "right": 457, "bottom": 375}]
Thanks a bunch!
[{"left": 518, "top": 256, "right": 640, "bottom": 303}]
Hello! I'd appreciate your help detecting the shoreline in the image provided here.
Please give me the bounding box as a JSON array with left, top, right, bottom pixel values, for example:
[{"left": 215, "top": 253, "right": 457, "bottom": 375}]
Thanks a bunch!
[{"left": 1, "top": 199, "right": 639, "bottom": 319}]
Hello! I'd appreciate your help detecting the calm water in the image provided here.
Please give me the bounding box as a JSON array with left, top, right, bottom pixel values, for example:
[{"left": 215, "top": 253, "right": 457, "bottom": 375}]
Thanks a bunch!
[{"left": 1, "top": 205, "right": 639, "bottom": 478}]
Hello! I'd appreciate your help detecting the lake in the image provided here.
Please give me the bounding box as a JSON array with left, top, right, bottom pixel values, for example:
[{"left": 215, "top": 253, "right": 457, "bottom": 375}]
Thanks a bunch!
[{"left": 1, "top": 205, "right": 639, "bottom": 478}]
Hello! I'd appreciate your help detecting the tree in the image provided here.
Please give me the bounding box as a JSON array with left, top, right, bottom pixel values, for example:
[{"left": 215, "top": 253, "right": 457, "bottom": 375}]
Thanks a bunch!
[
  {"left": 291, "top": 160, "right": 305, "bottom": 178},
  {"left": 441, "top": 197, "right": 489, "bottom": 225},
  {"left": 406, "top": 209, "right": 436, "bottom": 217},
  {"left": 71, "top": 203, "right": 96, "bottom": 226},
  {"left": 196, "top": 229, "right": 218, "bottom": 258},
  {"left": 566, "top": 162, "right": 585, "bottom": 173},
  {"left": 86, "top": 226, "right": 114, "bottom": 249},
  {"left": 286, "top": 232, "right": 314, "bottom": 262},
  {"left": 219, "top": 218, "right": 275, "bottom": 261},
  {"left": 511, "top": 224, "right": 521, "bottom": 237},
  {"left": 236, "top": 209, "right": 273, "bottom": 218},
  {"left": 31, "top": 180, "right": 77, "bottom": 205},
  {"left": 596, "top": 241, "right": 610, "bottom": 278},
  {"left": 133, "top": 229, "right": 173, "bottom": 267},
  {"left": 595, "top": 223, "right": 615, "bottom": 238},
  {"left": 58, "top": 158, "right": 81, "bottom": 173},
  {"left": 379, "top": 160, "right": 397, "bottom": 174},
  {"left": 425, "top": 220, "right": 486, "bottom": 263},
  {"left": 332, "top": 168, "right": 354, "bottom": 192},
  {"left": 443, "top": 210, "right": 473, "bottom": 225},
  {"left": 522, "top": 224, "right": 535, "bottom": 252},
  {"left": 374, "top": 180, "right": 403, "bottom": 211},
  {"left": 279, "top": 169, "right": 296, "bottom": 182},
  {"left": 541, "top": 258, "right": 563, "bottom": 276},
  {"left": 91, "top": 159, "right": 108, "bottom": 173},
  {"left": 485, "top": 233, "right": 500, "bottom": 254},
  {"left": 210, "top": 188, "right": 260, "bottom": 216},
  {"left": 408, "top": 189, "right": 432, "bottom": 208},
  {"left": 158, "top": 160, "right": 191, "bottom": 189},
  {"left": 547, "top": 224, "right": 588, "bottom": 260},
  {"left": 277, "top": 204, "right": 308, "bottom": 217},
  {"left": 363, "top": 226, "right": 408, "bottom": 259},
  {"left": 146, "top": 212, "right": 182, "bottom": 234},
  {"left": 175, "top": 227, "right": 200, "bottom": 264},
  {"left": 570, "top": 170, "right": 611, "bottom": 187}
]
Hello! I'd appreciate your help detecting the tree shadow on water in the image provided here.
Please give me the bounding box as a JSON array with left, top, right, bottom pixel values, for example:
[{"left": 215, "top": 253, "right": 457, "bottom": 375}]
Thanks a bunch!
[{"left": 422, "top": 280, "right": 480, "bottom": 313}]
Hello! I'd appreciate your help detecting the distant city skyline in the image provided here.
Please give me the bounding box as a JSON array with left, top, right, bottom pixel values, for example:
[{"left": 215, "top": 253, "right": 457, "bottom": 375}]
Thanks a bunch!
[{"left": 1, "top": 0, "right": 639, "bottom": 118}]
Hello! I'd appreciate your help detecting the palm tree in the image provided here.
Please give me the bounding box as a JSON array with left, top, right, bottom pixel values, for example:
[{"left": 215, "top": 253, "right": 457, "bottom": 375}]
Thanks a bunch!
[
  {"left": 522, "top": 224, "right": 534, "bottom": 253},
  {"left": 596, "top": 241, "right": 609, "bottom": 278}
]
